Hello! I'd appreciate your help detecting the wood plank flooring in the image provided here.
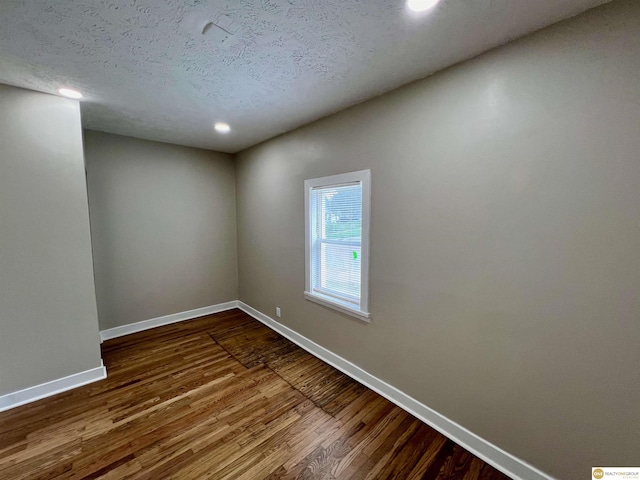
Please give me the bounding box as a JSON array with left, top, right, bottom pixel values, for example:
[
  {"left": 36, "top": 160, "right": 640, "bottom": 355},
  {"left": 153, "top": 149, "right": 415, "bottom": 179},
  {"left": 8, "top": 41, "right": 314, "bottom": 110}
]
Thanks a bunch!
[{"left": 0, "top": 309, "right": 511, "bottom": 479}]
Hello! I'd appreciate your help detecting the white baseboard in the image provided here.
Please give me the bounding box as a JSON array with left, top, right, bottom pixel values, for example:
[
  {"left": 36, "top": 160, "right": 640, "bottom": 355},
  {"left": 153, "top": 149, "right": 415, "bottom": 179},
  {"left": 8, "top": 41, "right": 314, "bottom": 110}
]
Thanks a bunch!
[
  {"left": 237, "top": 301, "right": 554, "bottom": 480},
  {"left": 0, "top": 363, "right": 107, "bottom": 413},
  {"left": 3, "top": 301, "right": 552, "bottom": 479},
  {"left": 99, "top": 301, "right": 239, "bottom": 341},
  {"left": 1, "top": 303, "right": 238, "bottom": 413}
]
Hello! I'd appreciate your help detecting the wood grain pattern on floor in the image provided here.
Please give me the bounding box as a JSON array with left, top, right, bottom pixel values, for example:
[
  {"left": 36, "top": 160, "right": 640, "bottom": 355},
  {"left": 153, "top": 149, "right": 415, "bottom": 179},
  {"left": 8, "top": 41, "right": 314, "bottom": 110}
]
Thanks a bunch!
[{"left": 0, "top": 309, "right": 511, "bottom": 480}]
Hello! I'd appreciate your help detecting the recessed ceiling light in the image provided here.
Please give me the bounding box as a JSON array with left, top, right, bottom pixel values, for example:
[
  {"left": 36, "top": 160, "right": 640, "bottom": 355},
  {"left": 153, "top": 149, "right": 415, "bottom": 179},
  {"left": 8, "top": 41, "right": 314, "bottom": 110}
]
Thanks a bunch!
[
  {"left": 57, "top": 87, "right": 83, "bottom": 99},
  {"left": 214, "top": 122, "right": 231, "bottom": 134},
  {"left": 407, "top": 0, "right": 440, "bottom": 12}
]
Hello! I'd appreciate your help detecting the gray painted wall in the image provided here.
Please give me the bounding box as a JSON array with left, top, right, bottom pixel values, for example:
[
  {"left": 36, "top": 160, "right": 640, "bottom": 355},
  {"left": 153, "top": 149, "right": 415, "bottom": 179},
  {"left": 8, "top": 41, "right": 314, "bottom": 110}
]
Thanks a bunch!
[
  {"left": 0, "top": 85, "right": 102, "bottom": 396},
  {"left": 84, "top": 131, "right": 237, "bottom": 330},
  {"left": 235, "top": 1, "right": 640, "bottom": 478}
]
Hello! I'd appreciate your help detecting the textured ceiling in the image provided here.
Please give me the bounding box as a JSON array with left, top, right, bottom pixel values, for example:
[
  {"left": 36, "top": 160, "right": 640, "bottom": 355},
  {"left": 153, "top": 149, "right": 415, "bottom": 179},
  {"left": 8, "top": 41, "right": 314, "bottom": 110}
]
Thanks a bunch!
[{"left": 0, "top": 0, "right": 611, "bottom": 153}]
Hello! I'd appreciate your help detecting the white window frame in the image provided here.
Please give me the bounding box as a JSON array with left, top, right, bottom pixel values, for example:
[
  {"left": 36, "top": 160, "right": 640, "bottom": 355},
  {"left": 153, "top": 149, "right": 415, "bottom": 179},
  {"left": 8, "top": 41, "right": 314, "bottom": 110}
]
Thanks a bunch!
[{"left": 304, "top": 169, "right": 371, "bottom": 322}]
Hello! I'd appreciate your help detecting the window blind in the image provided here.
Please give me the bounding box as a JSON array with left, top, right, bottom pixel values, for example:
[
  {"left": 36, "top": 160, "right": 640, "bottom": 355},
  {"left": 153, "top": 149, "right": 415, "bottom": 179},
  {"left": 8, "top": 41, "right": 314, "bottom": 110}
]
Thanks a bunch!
[{"left": 310, "top": 182, "right": 362, "bottom": 307}]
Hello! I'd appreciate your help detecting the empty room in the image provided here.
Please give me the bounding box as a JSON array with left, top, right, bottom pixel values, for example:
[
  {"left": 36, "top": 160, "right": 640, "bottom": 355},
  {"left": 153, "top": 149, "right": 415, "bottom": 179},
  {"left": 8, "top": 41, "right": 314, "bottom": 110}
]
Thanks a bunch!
[{"left": 0, "top": 0, "right": 638, "bottom": 479}]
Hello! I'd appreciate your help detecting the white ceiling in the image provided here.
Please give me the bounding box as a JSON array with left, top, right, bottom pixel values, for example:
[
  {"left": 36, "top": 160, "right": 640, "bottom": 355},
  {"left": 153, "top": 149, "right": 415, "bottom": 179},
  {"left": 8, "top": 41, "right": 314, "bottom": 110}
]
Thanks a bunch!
[{"left": 0, "top": 0, "right": 610, "bottom": 153}]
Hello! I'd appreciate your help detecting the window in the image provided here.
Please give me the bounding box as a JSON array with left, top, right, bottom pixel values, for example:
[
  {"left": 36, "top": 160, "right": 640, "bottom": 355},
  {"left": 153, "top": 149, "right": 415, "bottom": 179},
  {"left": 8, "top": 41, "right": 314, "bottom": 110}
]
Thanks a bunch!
[{"left": 304, "top": 170, "right": 371, "bottom": 321}]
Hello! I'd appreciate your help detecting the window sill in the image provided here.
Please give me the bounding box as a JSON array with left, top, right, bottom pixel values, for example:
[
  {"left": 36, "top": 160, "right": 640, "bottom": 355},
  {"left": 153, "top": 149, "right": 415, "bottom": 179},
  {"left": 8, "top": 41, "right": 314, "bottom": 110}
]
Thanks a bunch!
[{"left": 304, "top": 291, "right": 370, "bottom": 323}]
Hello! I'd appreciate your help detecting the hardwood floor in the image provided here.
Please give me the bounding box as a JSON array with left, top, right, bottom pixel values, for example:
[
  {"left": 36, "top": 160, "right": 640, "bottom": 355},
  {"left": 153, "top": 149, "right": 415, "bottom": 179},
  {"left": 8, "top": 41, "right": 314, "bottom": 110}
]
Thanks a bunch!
[{"left": 0, "top": 309, "right": 511, "bottom": 479}]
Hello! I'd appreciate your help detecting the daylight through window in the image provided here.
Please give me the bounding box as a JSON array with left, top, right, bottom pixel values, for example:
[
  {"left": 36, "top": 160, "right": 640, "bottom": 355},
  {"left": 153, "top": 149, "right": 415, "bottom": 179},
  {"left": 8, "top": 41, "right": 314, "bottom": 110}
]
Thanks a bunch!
[{"left": 304, "top": 170, "right": 370, "bottom": 320}]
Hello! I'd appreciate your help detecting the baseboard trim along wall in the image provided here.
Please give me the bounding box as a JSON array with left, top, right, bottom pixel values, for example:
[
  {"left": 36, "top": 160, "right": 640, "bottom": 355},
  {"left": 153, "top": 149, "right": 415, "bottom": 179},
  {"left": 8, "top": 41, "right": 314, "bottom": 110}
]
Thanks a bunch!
[
  {"left": 0, "top": 363, "right": 107, "bottom": 413},
  {"left": 99, "top": 301, "right": 239, "bottom": 341},
  {"left": 237, "top": 301, "right": 554, "bottom": 480},
  {"left": 3, "top": 302, "right": 552, "bottom": 479}
]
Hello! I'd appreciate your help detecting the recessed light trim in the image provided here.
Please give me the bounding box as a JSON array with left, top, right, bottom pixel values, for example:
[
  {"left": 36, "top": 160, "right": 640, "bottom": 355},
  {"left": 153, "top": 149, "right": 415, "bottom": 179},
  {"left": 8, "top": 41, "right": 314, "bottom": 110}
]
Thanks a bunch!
[
  {"left": 214, "top": 122, "right": 231, "bottom": 134},
  {"left": 407, "top": 0, "right": 440, "bottom": 12},
  {"left": 58, "top": 87, "right": 83, "bottom": 99}
]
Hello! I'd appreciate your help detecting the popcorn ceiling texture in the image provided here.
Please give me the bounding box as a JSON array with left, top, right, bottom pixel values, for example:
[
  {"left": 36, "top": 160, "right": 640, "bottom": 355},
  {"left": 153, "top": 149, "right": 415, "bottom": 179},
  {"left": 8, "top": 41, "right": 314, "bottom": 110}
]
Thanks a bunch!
[{"left": 0, "top": 0, "right": 609, "bottom": 152}]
